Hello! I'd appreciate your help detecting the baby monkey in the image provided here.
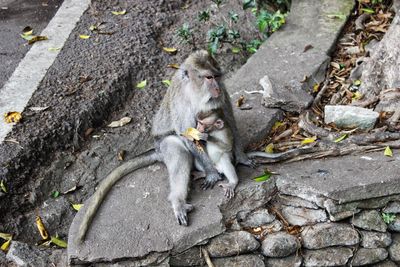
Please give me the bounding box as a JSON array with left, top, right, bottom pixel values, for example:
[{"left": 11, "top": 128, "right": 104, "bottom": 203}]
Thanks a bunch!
[{"left": 195, "top": 109, "right": 238, "bottom": 198}]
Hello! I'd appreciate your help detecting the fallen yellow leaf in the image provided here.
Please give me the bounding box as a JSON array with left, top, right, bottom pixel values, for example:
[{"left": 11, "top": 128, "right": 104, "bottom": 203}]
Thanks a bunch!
[
  {"left": 162, "top": 80, "right": 171, "bottom": 87},
  {"left": 167, "top": 63, "right": 180, "bottom": 69},
  {"left": 352, "top": 91, "right": 362, "bottom": 100},
  {"left": 79, "top": 34, "right": 90, "bottom": 39},
  {"left": 35, "top": 216, "right": 49, "bottom": 240},
  {"left": 301, "top": 136, "right": 317, "bottom": 145},
  {"left": 4, "top": 111, "right": 22, "bottom": 123},
  {"left": 384, "top": 146, "right": 393, "bottom": 157},
  {"left": 313, "top": 83, "right": 320, "bottom": 92},
  {"left": 0, "top": 180, "right": 7, "bottom": 193},
  {"left": 111, "top": 9, "right": 127, "bottom": 15},
  {"left": 264, "top": 143, "right": 274, "bottom": 153},
  {"left": 272, "top": 121, "right": 283, "bottom": 131},
  {"left": 72, "top": 204, "right": 83, "bottom": 211},
  {"left": 0, "top": 233, "right": 12, "bottom": 240},
  {"left": 0, "top": 239, "right": 11, "bottom": 252},
  {"left": 334, "top": 134, "right": 348, "bottom": 143},
  {"left": 163, "top": 47, "right": 177, "bottom": 54},
  {"left": 136, "top": 80, "right": 147, "bottom": 89}
]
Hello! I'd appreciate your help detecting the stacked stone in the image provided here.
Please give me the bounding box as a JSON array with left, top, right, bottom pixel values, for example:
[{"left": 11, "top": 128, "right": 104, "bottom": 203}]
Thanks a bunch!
[{"left": 170, "top": 196, "right": 400, "bottom": 266}]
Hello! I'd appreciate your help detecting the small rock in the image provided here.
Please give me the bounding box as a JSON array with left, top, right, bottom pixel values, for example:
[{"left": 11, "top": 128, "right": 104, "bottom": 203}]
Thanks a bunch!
[
  {"left": 261, "top": 232, "right": 300, "bottom": 258},
  {"left": 281, "top": 206, "right": 327, "bottom": 226},
  {"left": 238, "top": 208, "right": 275, "bottom": 228},
  {"left": 265, "top": 254, "right": 302, "bottom": 267},
  {"left": 388, "top": 233, "right": 400, "bottom": 261},
  {"left": 6, "top": 241, "right": 50, "bottom": 267},
  {"left": 360, "top": 230, "right": 392, "bottom": 248},
  {"left": 383, "top": 201, "right": 400, "bottom": 214},
  {"left": 40, "top": 196, "right": 75, "bottom": 235},
  {"left": 373, "top": 260, "right": 398, "bottom": 267},
  {"left": 206, "top": 231, "right": 260, "bottom": 258},
  {"left": 303, "top": 247, "right": 353, "bottom": 267},
  {"left": 324, "top": 105, "right": 379, "bottom": 130},
  {"left": 388, "top": 217, "right": 400, "bottom": 232},
  {"left": 277, "top": 195, "right": 319, "bottom": 209},
  {"left": 169, "top": 246, "right": 204, "bottom": 266},
  {"left": 212, "top": 254, "right": 264, "bottom": 267},
  {"left": 352, "top": 210, "right": 387, "bottom": 232},
  {"left": 301, "top": 223, "right": 360, "bottom": 249},
  {"left": 352, "top": 248, "right": 388, "bottom": 266}
]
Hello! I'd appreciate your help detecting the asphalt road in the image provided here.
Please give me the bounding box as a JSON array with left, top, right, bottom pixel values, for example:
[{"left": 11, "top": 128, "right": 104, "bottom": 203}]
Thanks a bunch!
[{"left": 0, "top": 0, "right": 63, "bottom": 89}]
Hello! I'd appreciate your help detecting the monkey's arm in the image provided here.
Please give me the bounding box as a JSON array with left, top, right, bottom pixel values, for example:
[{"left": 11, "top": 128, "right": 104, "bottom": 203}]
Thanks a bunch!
[{"left": 181, "top": 137, "right": 222, "bottom": 189}]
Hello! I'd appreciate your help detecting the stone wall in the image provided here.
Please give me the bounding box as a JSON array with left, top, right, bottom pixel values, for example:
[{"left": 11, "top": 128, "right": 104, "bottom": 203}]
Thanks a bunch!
[{"left": 170, "top": 190, "right": 400, "bottom": 267}]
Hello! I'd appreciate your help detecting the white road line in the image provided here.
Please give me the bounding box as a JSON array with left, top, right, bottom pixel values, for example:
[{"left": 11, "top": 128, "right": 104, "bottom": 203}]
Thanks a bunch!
[{"left": 0, "top": 0, "right": 91, "bottom": 143}]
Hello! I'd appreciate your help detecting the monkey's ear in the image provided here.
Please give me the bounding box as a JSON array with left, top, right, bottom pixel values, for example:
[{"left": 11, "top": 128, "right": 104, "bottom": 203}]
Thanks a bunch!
[{"left": 215, "top": 119, "right": 224, "bottom": 129}]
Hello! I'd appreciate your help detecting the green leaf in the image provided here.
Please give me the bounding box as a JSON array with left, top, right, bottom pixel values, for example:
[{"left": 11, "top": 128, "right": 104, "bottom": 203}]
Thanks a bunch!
[
  {"left": 51, "top": 191, "right": 60, "bottom": 198},
  {"left": 136, "top": 80, "right": 147, "bottom": 89},
  {"left": 162, "top": 80, "right": 171, "bottom": 87},
  {"left": 231, "top": 47, "right": 241, "bottom": 54},
  {"left": 384, "top": 146, "right": 393, "bottom": 157},
  {"left": 353, "top": 80, "right": 361, "bottom": 86},
  {"left": 361, "top": 8, "right": 375, "bottom": 14},
  {"left": 0, "top": 239, "right": 11, "bottom": 252},
  {"left": 382, "top": 212, "right": 396, "bottom": 224},
  {"left": 301, "top": 136, "right": 317, "bottom": 145},
  {"left": 0, "top": 180, "right": 7, "bottom": 193},
  {"left": 50, "top": 236, "right": 67, "bottom": 248},
  {"left": 253, "top": 171, "right": 272, "bottom": 182},
  {"left": 334, "top": 134, "right": 348, "bottom": 143}
]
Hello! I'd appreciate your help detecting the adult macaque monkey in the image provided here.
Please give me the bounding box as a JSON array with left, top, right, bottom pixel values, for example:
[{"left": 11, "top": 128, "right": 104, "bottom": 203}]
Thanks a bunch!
[
  {"left": 195, "top": 109, "right": 238, "bottom": 199},
  {"left": 76, "top": 50, "right": 253, "bottom": 243}
]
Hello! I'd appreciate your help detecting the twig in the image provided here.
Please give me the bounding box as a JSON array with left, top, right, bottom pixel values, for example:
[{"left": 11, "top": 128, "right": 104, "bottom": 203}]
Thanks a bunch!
[
  {"left": 298, "top": 111, "right": 339, "bottom": 140},
  {"left": 312, "top": 79, "right": 330, "bottom": 108},
  {"left": 351, "top": 96, "right": 379, "bottom": 107},
  {"left": 201, "top": 248, "right": 214, "bottom": 267}
]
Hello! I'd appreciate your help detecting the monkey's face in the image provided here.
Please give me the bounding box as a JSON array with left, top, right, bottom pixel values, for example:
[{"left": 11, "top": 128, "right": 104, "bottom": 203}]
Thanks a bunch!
[{"left": 197, "top": 116, "right": 224, "bottom": 133}]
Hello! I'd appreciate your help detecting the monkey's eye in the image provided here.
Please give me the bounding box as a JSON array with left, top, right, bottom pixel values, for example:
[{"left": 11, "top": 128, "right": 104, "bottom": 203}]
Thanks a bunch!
[{"left": 205, "top": 76, "right": 213, "bottom": 80}]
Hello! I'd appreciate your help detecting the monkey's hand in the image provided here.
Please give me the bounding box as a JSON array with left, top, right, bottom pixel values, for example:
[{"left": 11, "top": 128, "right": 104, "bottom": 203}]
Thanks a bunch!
[
  {"left": 219, "top": 183, "right": 236, "bottom": 199},
  {"left": 235, "top": 151, "right": 257, "bottom": 168},
  {"left": 198, "top": 132, "right": 208, "bottom": 141},
  {"left": 201, "top": 171, "right": 222, "bottom": 190}
]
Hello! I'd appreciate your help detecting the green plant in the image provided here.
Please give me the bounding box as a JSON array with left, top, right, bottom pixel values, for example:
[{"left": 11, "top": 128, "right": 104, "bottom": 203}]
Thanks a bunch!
[
  {"left": 256, "top": 10, "right": 286, "bottom": 36},
  {"left": 212, "top": 0, "right": 223, "bottom": 8},
  {"left": 198, "top": 10, "right": 210, "bottom": 22},
  {"left": 177, "top": 23, "right": 193, "bottom": 44},
  {"left": 246, "top": 39, "right": 262, "bottom": 53},
  {"left": 371, "top": 0, "right": 383, "bottom": 4},
  {"left": 228, "top": 29, "right": 240, "bottom": 40},
  {"left": 242, "top": 0, "right": 256, "bottom": 10},
  {"left": 229, "top": 11, "right": 239, "bottom": 23},
  {"left": 207, "top": 25, "right": 227, "bottom": 54},
  {"left": 382, "top": 213, "right": 396, "bottom": 224}
]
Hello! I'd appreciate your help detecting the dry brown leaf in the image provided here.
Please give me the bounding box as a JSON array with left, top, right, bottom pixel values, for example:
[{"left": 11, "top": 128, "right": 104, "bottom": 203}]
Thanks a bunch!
[
  {"left": 236, "top": 95, "right": 245, "bottom": 107},
  {"left": 117, "top": 150, "right": 126, "bottom": 161},
  {"left": 167, "top": 63, "right": 180, "bottom": 69}
]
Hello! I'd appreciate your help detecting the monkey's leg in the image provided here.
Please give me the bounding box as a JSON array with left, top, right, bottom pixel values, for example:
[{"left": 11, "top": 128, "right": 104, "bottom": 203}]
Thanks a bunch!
[
  {"left": 160, "top": 136, "right": 194, "bottom": 226},
  {"left": 216, "top": 154, "right": 238, "bottom": 199},
  {"left": 181, "top": 138, "right": 222, "bottom": 190}
]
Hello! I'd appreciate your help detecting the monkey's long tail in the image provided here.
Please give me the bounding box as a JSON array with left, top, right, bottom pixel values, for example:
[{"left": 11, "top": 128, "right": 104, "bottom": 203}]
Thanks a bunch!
[{"left": 76, "top": 151, "right": 162, "bottom": 243}]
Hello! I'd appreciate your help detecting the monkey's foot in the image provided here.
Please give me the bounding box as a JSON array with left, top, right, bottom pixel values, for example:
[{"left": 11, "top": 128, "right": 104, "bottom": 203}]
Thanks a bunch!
[
  {"left": 174, "top": 203, "right": 194, "bottom": 226},
  {"left": 236, "top": 153, "right": 257, "bottom": 168},
  {"left": 219, "top": 183, "right": 236, "bottom": 199},
  {"left": 201, "top": 172, "right": 222, "bottom": 190}
]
